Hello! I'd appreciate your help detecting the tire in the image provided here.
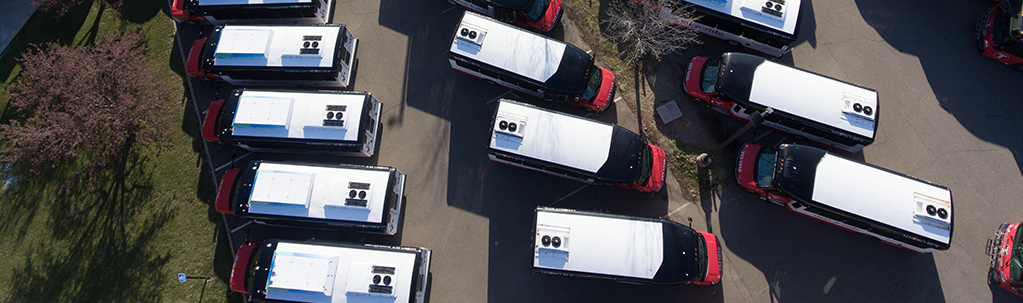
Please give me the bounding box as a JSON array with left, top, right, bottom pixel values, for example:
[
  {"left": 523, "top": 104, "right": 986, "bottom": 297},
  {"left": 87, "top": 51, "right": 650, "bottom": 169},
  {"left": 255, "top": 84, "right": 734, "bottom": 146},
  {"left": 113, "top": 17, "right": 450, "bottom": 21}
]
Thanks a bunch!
[
  {"left": 1012, "top": 64, "right": 1023, "bottom": 73},
  {"left": 726, "top": 40, "right": 740, "bottom": 47}
]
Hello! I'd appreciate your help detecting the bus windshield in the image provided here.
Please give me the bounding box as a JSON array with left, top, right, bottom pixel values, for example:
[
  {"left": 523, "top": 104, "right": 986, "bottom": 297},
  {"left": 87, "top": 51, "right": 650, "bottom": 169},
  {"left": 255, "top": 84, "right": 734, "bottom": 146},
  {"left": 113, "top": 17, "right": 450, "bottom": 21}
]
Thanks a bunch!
[
  {"left": 700, "top": 58, "right": 720, "bottom": 94},
  {"left": 525, "top": 0, "right": 551, "bottom": 22},
  {"left": 580, "top": 66, "right": 602, "bottom": 102},
  {"left": 696, "top": 233, "right": 708, "bottom": 281},
  {"left": 636, "top": 145, "right": 653, "bottom": 187},
  {"left": 1011, "top": 225, "right": 1023, "bottom": 284},
  {"left": 754, "top": 148, "right": 777, "bottom": 188},
  {"left": 246, "top": 246, "right": 265, "bottom": 293}
]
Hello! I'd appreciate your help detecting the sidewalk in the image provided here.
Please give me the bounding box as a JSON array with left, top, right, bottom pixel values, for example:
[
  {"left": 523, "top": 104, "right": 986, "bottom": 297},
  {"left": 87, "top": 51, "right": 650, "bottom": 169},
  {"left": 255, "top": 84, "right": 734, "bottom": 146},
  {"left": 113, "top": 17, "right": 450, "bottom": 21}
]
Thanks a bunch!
[{"left": 0, "top": 0, "right": 37, "bottom": 58}]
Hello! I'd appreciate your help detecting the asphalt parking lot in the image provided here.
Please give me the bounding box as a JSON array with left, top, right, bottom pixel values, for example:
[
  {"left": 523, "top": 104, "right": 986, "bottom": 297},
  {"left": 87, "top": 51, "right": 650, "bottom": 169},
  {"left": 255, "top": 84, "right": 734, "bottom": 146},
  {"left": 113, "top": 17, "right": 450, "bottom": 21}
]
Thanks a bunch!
[{"left": 177, "top": 0, "right": 1023, "bottom": 302}]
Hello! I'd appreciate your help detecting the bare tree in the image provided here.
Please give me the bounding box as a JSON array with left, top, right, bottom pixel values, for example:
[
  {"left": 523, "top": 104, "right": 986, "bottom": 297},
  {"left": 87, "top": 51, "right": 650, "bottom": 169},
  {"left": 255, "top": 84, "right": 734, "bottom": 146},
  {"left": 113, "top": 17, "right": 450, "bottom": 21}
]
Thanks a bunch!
[
  {"left": 602, "top": 0, "right": 702, "bottom": 64},
  {"left": 0, "top": 29, "right": 173, "bottom": 191}
]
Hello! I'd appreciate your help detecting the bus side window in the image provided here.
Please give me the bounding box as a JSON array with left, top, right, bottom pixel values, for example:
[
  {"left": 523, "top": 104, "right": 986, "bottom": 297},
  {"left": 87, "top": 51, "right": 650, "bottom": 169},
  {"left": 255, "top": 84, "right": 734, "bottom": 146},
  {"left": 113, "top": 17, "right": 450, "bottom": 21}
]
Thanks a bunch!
[
  {"left": 801, "top": 125, "right": 828, "bottom": 138},
  {"left": 469, "top": 0, "right": 490, "bottom": 8},
  {"left": 555, "top": 94, "right": 568, "bottom": 103},
  {"left": 764, "top": 114, "right": 782, "bottom": 123},
  {"left": 716, "top": 23, "right": 744, "bottom": 36},
  {"left": 454, "top": 57, "right": 479, "bottom": 72},
  {"left": 777, "top": 117, "right": 804, "bottom": 130},
  {"left": 481, "top": 67, "right": 500, "bottom": 79},
  {"left": 768, "top": 39, "right": 787, "bottom": 48},
  {"left": 520, "top": 80, "right": 541, "bottom": 92},
  {"left": 499, "top": 73, "right": 519, "bottom": 86},
  {"left": 825, "top": 134, "right": 860, "bottom": 147}
]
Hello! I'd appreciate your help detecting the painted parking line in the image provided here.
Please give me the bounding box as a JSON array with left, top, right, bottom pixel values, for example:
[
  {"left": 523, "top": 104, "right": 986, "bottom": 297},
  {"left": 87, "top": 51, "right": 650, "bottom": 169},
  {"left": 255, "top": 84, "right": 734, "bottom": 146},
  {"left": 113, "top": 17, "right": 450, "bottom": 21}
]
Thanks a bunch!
[
  {"left": 441, "top": 5, "right": 460, "bottom": 14},
  {"left": 486, "top": 90, "right": 512, "bottom": 104},
  {"left": 546, "top": 184, "right": 588, "bottom": 207},
  {"left": 214, "top": 151, "right": 254, "bottom": 172}
]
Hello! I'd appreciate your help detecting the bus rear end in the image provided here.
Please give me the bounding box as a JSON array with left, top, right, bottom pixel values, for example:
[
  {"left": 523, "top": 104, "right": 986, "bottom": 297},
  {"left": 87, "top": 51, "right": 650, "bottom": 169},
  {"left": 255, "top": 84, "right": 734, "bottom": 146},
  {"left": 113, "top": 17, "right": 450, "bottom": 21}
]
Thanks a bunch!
[{"left": 987, "top": 222, "right": 1023, "bottom": 297}]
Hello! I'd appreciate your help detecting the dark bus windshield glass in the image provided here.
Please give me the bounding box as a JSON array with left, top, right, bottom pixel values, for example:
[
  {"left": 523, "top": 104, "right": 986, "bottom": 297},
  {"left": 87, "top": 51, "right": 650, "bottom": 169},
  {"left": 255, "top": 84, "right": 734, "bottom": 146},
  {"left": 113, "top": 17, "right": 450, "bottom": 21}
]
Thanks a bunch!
[
  {"left": 696, "top": 233, "right": 708, "bottom": 281},
  {"left": 580, "top": 66, "right": 602, "bottom": 102},
  {"left": 1011, "top": 225, "right": 1023, "bottom": 284},
  {"left": 755, "top": 148, "right": 777, "bottom": 188},
  {"left": 525, "top": 0, "right": 550, "bottom": 21},
  {"left": 701, "top": 58, "right": 720, "bottom": 94},
  {"left": 637, "top": 145, "right": 653, "bottom": 186}
]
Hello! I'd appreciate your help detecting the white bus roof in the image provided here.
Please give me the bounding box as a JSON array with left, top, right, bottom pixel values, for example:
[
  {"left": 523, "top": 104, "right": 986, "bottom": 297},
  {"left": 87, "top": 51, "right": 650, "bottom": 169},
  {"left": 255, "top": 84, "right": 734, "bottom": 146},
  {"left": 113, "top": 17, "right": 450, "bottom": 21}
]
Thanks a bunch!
[
  {"left": 247, "top": 162, "right": 391, "bottom": 224},
  {"left": 684, "top": 0, "right": 802, "bottom": 35},
  {"left": 811, "top": 154, "right": 953, "bottom": 244},
  {"left": 196, "top": 0, "right": 311, "bottom": 6},
  {"left": 489, "top": 100, "right": 612, "bottom": 173},
  {"left": 533, "top": 209, "right": 664, "bottom": 279},
  {"left": 265, "top": 241, "right": 418, "bottom": 303},
  {"left": 749, "top": 60, "right": 877, "bottom": 138},
  {"left": 229, "top": 90, "right": 367, "bottom": 142},
  {"left": 213, "top": 25, "right": 339, "bottom": 68},
  {"left": 449, "top": 12, "right": 567, "bottom": 83}
]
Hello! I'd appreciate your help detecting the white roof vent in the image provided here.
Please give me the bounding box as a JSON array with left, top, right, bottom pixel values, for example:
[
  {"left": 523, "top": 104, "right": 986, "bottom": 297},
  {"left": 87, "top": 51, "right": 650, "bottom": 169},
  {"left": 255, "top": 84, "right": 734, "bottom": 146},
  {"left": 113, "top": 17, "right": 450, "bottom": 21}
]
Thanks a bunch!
[
  {"left": 214, "top": 28, "right": 273, "bottom": 58},
  {"left": 740, "top": 0, "right": 788, "bottom": 21},
  {"left": 536, "top": 224, "right": 571, "bottom": 260},
  {"left": 841, "top": 92, "right": 876, "bottom": 121},
  {"left": 495, "top": 111, "right": 527, "bottom": 138},
  {"left": 456, "top": 22, "right": 487, "bottom": 46},
  {"left": 283, "top": 34, "right": 324, "bottom": 58},
  {"left": 912, "top": 193, "right": 951, "bottom": 230},
  {"left": 345, "top": 262, "right": 398, "bottom": 298}
]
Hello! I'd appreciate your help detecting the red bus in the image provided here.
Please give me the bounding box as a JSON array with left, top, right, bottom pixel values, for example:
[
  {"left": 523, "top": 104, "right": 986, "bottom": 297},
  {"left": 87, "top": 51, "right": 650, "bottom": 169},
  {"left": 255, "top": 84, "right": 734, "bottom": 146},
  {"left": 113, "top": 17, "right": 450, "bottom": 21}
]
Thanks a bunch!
[
  {"left": 449, "top": 11, "right": 616, "bottom": 112},
  {"left": 187, "top": 24, "right": 357, "bottom": 88},
  {"left": 230, "top": 239, "right": 431, "bottom": 302},
  {"left": 451, "top": 0, "right": 563, "bottom": 33},
  {"left": 202, "top": 88, "right": 381, "bottom": 157},
  {"left": 171, "top": 0, "right": 331, "bottom": 25},
  {"left": 736, "top": 143, "right": 953, "bottom": 253},
  {"left": 976, "top": 0, "right": 1023, "bottom": 72},
  {"left": 986, "top": 222, "right": 1023, "bottom": 298}
]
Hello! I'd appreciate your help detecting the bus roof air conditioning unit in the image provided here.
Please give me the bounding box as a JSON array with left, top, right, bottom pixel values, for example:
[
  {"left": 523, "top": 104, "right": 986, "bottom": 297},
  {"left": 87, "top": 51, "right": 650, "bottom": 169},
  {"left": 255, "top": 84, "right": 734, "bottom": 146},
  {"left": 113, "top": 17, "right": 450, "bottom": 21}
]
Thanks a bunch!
[
  {"left": 536, "top": 224, "right": 570, "bottom": 261},
  {"left": 912, "top": 192, "right": 951, "bottom": 230},
  {"left": 345, "top": 262, "right": 398, "bottom": 298},
  {"left": 322, "top": 104, "right": 349, "bottom": 128},
  {"left": 283, "top": 34, "right": 323, "bottom": 58},
  {"left": 326, "top": 181, "right": 373, "bottom": 210},
  {"left": 456, "top": 22, "right": 487, "bottom": 46},
  {"left": 841, "top": 93, "right": 876, "bottom": 121},
  {"left": 495, "top": 112, "right": 526, "bottom": 138},
  {"left": 741, "top": 0, "right": 786, "bottom": 21}
]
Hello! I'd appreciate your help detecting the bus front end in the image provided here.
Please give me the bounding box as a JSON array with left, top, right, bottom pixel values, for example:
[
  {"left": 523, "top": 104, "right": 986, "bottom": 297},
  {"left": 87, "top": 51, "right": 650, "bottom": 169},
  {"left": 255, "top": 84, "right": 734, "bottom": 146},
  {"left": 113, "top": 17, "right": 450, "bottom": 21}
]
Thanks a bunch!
[
  {"left": 201, "top": 99, "right": 225, "bottom": 143},
  {"left": 585, "top": 66, "right": 615, "bottom": 112},
  {"left": 987, "top": 222, "right": 1023, "bottom": 297},
  {"left": 735, "top": 143, "right": 765, "bottom": 194},
  {"left": 683, "top": 55, "right": 730, "bottom": 111},
  {"left": 229, "top": 241, "right": 260, "bottom": 294},
  {"left": 617, "top": 143, "right": 666, "bottom": 193},
  {"left": 215, "top": 168, "right": 242, "bottom": 215},
  {"left": 692, "top": 231, "right": 723, "bottom": 285},
  {"left": 976, "top": 1, "right": 1023, "bottom": 71},
  {"left": 529, "top": 0, "right": 563, "bottom": 33}
]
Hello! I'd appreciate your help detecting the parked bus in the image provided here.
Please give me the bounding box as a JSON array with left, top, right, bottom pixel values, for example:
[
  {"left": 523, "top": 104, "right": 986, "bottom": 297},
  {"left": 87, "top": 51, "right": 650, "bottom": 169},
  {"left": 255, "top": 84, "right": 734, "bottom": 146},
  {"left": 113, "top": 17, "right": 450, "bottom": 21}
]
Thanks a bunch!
[
  {"left": 736, "top": 143, "right": 953, "bottom": 253},
  {"left": 202, "top": 88, "right": 380, "bottom": 157},
  {"left": 449, "top": 11, "right": 616, "bottom": 112},
  {"left": 230, "top": 239, "right": 431, "bottom": 303},
  {"left": 487, "top": 99, "right": 665, "bottom": 192},
  {"left": 975, "top": 0, "right": 1023, "bottom": 72},
  {"left": 187, "top": 24, "right": 357, "bottom": 88},
  {"left": 532, "top": 207, "right": 722, "bottom": 285},
  {"left": 986, "top": 221, "right": 1023, "bottom": 298},
  {"left": 641, "top": 0, "right": 802, "bottom": 58},
  {"left": 216, "top": 160, "right": 406, "bottom": 235},
  {"left": 451, "top": 0, "right": 563, "bottom": 33},
  {"left": 171, "top": 0, "right": 331, "bottom": 25},
  {"left": 684, "top": 52, "right": 878, "bottom": 153}
]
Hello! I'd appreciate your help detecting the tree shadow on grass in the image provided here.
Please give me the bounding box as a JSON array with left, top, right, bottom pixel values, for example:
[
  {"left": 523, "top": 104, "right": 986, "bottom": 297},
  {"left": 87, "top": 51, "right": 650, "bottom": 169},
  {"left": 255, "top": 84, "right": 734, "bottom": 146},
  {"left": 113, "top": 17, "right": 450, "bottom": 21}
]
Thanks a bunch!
[
  {"left": 0, "top": 0, "right": 96, "bottom": 84},
  {"left": 4, "top": 153, "right": 173, "bottom": 303}
]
